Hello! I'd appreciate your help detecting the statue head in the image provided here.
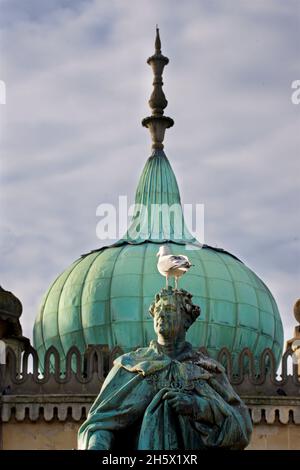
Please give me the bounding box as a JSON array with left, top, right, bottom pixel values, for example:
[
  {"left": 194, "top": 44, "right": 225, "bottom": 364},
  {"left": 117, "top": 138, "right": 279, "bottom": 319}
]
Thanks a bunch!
[{"left": 149, "top": 287, "right": 200, "bottom": 341}]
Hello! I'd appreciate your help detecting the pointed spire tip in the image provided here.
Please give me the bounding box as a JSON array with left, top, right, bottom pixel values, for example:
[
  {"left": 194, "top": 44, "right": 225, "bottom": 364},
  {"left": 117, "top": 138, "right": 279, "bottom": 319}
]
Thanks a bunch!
[{"left": 155, "top": 25, "right": 161, "bottom": 54}]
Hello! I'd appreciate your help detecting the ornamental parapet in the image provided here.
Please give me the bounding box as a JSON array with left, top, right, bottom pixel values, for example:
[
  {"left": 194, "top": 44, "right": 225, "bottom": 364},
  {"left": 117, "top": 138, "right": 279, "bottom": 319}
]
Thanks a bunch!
[{"left": 0, "top": 345, "right": 299, "bottom": 423}]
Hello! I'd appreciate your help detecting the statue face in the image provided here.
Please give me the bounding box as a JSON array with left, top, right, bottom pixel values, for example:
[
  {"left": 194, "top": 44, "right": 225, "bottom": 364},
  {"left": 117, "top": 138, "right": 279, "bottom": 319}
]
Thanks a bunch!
[{"left": 153, "top": 297, "right": 185, "bottom": 340}]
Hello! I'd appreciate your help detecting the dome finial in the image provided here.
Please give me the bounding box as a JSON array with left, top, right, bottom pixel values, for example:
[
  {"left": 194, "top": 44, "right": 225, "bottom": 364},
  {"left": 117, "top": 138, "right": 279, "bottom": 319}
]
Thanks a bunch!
[
  {"left": 155, "top": 25, "right": 161, "bottom": 53},
  {"left": 142, "top": 28, "right": 174, "bottom": 151}
]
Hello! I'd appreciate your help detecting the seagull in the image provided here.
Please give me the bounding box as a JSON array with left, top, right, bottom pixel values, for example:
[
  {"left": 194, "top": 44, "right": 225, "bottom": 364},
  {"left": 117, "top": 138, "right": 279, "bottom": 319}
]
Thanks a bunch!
[{"left": 156, "top": 245, "right": 193, "bottom": 289}]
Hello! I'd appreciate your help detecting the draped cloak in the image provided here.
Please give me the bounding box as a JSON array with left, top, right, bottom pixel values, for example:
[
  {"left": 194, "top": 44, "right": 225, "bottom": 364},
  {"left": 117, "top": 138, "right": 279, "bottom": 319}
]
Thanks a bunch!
[{"left": 78, "top": 341, "right": 252, "bottom": 450}]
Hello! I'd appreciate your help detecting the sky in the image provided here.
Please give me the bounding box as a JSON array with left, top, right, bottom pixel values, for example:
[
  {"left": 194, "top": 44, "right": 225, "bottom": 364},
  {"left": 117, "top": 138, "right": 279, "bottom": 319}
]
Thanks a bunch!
[{"left": 0, "top": 0, "right": 299, "bottom": 345}]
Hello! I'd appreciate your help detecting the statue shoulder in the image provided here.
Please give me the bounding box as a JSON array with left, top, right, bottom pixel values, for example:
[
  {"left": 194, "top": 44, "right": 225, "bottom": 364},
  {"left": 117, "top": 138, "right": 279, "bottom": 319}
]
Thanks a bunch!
[
  {"left": 114, "top": 346, "right": 152, "bottom": 366},
  {"left": 113, "top": 342, "right": 170, "bottom": 376}
]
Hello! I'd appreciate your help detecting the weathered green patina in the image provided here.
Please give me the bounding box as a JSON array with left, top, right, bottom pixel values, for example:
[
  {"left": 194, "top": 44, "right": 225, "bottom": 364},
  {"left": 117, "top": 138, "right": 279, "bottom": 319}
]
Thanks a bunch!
[
  {"left": 120, "top": 149, "right": 198, "bottom": 244},
  {"left": 78, "top": 288, "right": 252, "bottom": 450},
  {"left": 33, "top": 237, "right": 283, "bottom": 370}
]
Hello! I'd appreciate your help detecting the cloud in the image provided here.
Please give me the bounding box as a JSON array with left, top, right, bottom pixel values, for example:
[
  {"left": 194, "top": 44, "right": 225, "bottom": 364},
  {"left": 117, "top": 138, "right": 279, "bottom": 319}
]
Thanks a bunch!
[{"left": 0, "top": 0, "right": 299, "bottom": 345}]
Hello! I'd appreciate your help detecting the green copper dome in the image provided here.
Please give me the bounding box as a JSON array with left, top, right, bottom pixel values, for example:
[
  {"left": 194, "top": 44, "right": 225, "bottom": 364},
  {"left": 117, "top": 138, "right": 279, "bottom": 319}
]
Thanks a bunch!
[
  {"left": 33, "top": 150, "right": 283, "bottom": 369},
  {"left": 34, "top": 241, "right": 283, "bottom": 363},
  {"left": 33, "top": 30, "right": 284, "bottom": 369}
]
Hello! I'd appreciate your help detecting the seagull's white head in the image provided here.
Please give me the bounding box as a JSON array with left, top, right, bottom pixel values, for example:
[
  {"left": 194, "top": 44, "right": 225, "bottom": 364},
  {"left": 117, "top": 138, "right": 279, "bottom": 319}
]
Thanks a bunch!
[{"left": 156, "top": 245, "right": 171, "bottom": 257}]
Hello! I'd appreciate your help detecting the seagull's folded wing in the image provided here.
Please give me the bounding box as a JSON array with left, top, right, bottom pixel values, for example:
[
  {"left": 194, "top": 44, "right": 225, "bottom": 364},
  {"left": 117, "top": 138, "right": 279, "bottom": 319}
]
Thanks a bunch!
[{"left": 158, "top": 255, "right": 187, "bottom": 272}]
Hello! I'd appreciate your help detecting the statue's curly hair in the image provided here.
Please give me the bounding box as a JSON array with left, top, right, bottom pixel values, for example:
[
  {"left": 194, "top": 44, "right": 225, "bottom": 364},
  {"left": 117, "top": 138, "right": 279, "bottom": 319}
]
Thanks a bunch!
[{"left": 149, "top": 288, "right": 200, "bottom": 330}]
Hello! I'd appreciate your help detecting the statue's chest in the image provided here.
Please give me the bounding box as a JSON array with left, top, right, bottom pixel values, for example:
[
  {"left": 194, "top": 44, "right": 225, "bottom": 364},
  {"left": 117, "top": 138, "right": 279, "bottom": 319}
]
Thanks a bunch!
[{"left": 145, "top": 361, "right": 211, "bottom": 392}]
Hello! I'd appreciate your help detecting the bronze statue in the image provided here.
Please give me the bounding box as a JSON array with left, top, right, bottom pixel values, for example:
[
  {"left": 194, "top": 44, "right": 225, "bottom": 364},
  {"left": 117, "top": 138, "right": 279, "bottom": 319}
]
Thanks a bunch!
[{"left": 78, "top": 287, "right": 252, "bottom": 450}]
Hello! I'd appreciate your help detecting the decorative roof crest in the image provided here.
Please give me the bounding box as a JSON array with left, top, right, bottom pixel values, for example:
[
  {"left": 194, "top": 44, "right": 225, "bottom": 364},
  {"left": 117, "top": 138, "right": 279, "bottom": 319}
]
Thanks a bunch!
[{"left": 142, "top": 27, "right": 174, "bottom": 150}]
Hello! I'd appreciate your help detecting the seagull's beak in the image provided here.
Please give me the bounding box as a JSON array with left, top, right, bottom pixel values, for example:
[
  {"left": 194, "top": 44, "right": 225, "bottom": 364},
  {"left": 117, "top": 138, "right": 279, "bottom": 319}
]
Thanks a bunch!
[{"left": 156, "top": 252, "right": 160, "bottom": 257}]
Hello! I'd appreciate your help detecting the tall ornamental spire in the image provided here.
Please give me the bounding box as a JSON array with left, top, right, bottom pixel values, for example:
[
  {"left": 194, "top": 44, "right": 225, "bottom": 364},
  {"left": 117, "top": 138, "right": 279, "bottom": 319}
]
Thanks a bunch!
[
  {"left": 142, "top": 27, "right": 174, "bottom": 150},
  {"left": 118, "top": 27, "right": 198, "bottom": 245}
]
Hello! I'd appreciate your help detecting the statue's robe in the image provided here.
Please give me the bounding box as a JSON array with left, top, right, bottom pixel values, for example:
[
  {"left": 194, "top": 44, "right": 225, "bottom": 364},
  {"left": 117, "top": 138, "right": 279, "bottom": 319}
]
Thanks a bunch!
[{"left": 78, "top": 341, "right": 252, "bottom": 450}]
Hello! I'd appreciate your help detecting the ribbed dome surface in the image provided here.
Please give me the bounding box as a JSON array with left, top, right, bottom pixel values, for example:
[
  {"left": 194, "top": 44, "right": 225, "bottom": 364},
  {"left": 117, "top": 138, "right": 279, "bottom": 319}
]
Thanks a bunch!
[
  {"left": 33, "top": 134, "right": 284, "bottom": 372},
  {"left": 120, "top": 150, "right": 198, "bottom": 244},
  {"left": 34, "top": 241, "right": 283, "bottom": 368}
]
